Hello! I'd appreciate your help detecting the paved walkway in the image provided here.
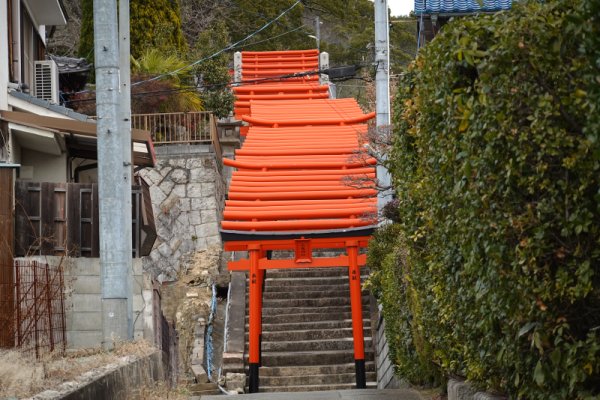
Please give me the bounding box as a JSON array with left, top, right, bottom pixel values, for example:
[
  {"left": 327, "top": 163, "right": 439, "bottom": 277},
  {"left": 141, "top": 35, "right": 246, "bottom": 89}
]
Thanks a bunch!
[{"left": 201, "top": 388, "right": 430, "bottom": 400}]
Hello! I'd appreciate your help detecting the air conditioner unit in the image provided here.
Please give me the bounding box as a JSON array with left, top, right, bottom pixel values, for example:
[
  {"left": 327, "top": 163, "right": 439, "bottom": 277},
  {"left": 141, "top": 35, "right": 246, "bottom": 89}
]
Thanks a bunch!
[{"left": 34, "top": 60, "right": 59, "bottom": 104}]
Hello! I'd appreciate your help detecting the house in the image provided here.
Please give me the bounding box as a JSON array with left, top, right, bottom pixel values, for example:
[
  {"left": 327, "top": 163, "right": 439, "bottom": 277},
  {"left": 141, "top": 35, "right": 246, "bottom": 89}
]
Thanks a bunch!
[
  {"left": 415, "top": 0, "right": 513, "bottom": 47},
  {"left": 0, "top": 0, "right": 160, "bottom": 352},
  {"left": 0, "top": 0, "right": 155, "bottom": 252},
  {"left": 0, "top": 0, "right": 155, "bottom": 183}
]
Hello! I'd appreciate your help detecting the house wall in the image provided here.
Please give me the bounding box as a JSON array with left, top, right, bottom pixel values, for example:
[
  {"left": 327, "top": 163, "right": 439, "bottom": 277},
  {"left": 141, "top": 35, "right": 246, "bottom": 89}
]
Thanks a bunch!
[
  {"left": 15, "top": 256, "right": 155, "bottom": 349},
  {"left": 139, "top": 145, "right": 225, "bottom": 281},
  {"left": 20, "top": 147, "right": 66, "bottom": 182}
]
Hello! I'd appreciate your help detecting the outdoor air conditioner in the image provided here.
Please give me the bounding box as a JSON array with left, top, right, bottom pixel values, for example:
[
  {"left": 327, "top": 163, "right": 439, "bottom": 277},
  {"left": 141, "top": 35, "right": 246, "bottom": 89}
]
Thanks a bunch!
[{"left": 34, "top": 60, "right": 59, "bottom": 104}]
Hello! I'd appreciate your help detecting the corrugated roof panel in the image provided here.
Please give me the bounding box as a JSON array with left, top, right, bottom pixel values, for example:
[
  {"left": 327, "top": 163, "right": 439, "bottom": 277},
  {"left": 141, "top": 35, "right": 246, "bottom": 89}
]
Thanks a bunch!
[{"left": 415, "top": 0, "right": 512, "bottom": 14}]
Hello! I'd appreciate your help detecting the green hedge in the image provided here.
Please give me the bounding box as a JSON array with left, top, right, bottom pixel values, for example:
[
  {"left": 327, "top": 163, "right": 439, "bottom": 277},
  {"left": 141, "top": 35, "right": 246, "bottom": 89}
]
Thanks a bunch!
[{"left": 368, "top": 1, "right": 600, "bottom": 398}]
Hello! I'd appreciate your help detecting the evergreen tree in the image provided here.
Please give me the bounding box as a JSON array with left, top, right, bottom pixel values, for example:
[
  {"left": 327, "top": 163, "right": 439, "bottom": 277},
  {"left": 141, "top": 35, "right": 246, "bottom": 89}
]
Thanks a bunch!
[{"left": 78, "top": 0, "right": 187, "bottom": 63}]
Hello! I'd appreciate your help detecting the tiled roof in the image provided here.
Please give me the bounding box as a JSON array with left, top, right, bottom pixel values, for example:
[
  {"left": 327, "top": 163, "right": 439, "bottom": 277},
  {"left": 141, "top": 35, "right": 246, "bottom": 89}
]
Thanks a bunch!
[
  {"left": 415, "top": 0, "right": 513, "bottom": 14},
  {"left": 49, "top": 55, "right": 92, "bottom": 74}
]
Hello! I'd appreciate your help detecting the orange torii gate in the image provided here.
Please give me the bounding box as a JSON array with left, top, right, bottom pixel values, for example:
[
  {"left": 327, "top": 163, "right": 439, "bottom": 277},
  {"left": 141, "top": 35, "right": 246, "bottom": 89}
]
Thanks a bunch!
[{"left": 222, "top": 50, "right": 377, "bottom": 393}]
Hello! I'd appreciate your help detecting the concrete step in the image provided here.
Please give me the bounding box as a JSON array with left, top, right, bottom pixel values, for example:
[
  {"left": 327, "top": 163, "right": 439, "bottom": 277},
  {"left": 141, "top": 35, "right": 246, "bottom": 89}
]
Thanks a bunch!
[
  {"left": 258, "top": 319, "right": 370, "bottom": 332},
  {"left": 262, "top": 276, "right": 369, "bottom": 288},
  {"left": 248, "top": 304, "right": 370, "bottom": 317},
  {"left": 263, "top": 283, "right": 352, "bottom": 293},
  {"left": 188, "top": 382, "right": 220, "bottom": 396},
  {"left": 258, "top": 382, "right": 377, "bottom": 392},
  {"left": 249, "top": 327, "right": 358, "bottom": 341},
  {"left": 265, "top": 268, "right": 348, "bottom": 278},
  {"left": 258, "top": 311, "right": 354, "bottom": 324},
  {"left": 248, "top": 349, "right": 375, "bottom": 366},
  {"left": 259, "top": 371, "right": 377, "bottom": 387},
  {"left": 261, "top": 337, "right": 372, "bottom": 352},
  {"left": 261, "top": 296, "right": 369, "bottom": 308},
  {"left": 258, "top": 362, "right": 376, "bottom": 376},
  {"left": 262, "top": 289, "right": 361, "bottom": 300}
]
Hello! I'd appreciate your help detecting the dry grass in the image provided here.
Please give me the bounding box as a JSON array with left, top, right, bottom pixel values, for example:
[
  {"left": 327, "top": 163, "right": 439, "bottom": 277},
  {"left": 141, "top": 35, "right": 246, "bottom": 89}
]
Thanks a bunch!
[
  {"left": 0, "top": 340, "right": 156, "bottom": 399},
  {"left": 137, "top": 381, "right": 191, "bottom": 400}
]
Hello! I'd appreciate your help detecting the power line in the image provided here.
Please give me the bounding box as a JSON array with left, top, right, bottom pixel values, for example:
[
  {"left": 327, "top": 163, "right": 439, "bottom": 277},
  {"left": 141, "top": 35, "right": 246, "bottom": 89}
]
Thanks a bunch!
[
  {"left": 232, "top": 25, "right": 306, "bottom": 50},
  {"left": 131, "top": 0, "right": 303, "bottom": 87}
]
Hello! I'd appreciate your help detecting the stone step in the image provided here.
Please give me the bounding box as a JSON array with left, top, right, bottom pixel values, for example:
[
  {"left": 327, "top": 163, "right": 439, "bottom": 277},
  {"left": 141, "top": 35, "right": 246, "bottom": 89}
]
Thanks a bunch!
[
  {"left": 261, "top": 337, "right": 372, "bottom": 352},
  {"left": 258, "top": 382, "right": 377, "bottom": 392},
  {"left": 263, "top": 283, "right": 352, "bottom": 293},
  {"left": 258, "top": 311, "right": 354, "bottom": 324},
  {"left": 258, "top": 362, "right": 376, "bottom": 376},
  {"left": 259, "top": 371, "right": 377, "bottom": 387},
  {"left": 247, "top": 349, "right": 375, "bottom": 366},
  {"left": 248, "top": 327, "right": 358, "bottom": 341},
  {"left": 258, "top": 319, "right": 370, "bottom": 332},
  {"left": 261, "top": 295, "right": 369, "bottom": 308},
  {"left": 262, "top": 289, "right": 366, "bottom": 300},
  {"left": 247, "top": 304, "right": 370, "bottom": 317},
  {"left": 261, "top": 276, "right": 369, "bottom": 288},
  {"left": 265, "top": 268, "right": 348, "bottom": 279},
  {"left": 188, "top": 382, "right": 220, "bottom": 396}
]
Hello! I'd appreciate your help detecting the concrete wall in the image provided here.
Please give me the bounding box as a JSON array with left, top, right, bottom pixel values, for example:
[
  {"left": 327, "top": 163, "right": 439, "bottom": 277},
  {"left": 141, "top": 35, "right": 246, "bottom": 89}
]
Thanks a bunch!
[
  {"left": 18, "top": 256, "right": 155, "bottom": 350},
  {"left": 139, "top": 145, "right": 225, "bottom": 281},
  {"left": 375, "top": 314, "right": 403, "bottom": 389}
]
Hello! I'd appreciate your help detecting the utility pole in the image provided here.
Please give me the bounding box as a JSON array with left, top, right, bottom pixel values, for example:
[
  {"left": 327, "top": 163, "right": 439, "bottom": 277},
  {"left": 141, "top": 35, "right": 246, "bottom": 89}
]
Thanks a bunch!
[
  {"left": 118, "top": 0, "right": 134, "bottom": 340},
  {"left": 374, "top": 0, "right": 392, "bottom": 211},
  {"left": 94, "top": 0, "right": 130, "bottom": 349}
]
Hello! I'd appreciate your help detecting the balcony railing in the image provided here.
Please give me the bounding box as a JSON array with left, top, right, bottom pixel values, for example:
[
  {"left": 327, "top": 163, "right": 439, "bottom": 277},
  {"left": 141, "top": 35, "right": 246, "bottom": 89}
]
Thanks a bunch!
[
  {"left": 132, "top": 112, "right": 213, "bottom": 144},
  {"left": 132, "top": 111, "right": 223, "bottom": 171}
]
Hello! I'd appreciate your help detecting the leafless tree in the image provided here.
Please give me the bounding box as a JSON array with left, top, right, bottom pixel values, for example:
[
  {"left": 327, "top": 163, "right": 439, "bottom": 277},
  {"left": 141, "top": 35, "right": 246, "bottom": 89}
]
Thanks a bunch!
[
  {"left": 46, "top": 0, "right": 82, "bottom": 57},
  {"left": 179, "top": 0, "right": 233, "bottom": 47}
]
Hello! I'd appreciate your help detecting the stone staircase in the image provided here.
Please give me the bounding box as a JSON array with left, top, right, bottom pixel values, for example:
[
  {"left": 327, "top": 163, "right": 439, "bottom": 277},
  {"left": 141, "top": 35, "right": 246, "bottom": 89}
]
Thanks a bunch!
[{"left": 244, "top": 267, "right": 377, "bottom": 392}]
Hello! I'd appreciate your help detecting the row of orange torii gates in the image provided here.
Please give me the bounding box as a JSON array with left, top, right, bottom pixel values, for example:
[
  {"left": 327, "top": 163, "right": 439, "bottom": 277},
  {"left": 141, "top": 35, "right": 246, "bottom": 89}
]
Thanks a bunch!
[{"left": 220, "top": 49, "right": 378, "bottom": 392}]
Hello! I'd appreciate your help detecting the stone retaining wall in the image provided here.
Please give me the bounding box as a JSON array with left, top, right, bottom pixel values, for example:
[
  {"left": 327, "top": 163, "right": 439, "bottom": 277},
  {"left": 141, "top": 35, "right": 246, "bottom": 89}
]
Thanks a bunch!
[{"left": 139, "top": 145, "right": 225, "bottom": 281}]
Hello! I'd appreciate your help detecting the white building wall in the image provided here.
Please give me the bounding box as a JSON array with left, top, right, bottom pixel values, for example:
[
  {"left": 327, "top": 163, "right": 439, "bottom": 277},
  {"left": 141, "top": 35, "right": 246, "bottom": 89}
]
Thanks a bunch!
[{"left": 20, "top": 148, "right": 67, "bottom": 182}]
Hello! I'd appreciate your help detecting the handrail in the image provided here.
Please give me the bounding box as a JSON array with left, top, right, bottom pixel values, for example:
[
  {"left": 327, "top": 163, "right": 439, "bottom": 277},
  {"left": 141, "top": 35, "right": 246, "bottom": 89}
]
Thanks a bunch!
[{"left": 210, "top": 114, "right": 223, "bottom": 173}]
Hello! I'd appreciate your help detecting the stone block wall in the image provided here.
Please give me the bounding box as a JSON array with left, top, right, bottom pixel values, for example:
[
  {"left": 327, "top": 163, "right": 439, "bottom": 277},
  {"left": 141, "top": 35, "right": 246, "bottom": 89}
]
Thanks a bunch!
[{"left": 139, "top": 145, "right": 226, "bottom": 281}]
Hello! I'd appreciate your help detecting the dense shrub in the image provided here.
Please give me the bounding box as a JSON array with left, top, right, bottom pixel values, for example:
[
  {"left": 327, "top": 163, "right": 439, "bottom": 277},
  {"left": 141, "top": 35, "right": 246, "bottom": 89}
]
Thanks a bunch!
[{"left": 368, "top": 0, "right": 600, "bottom": 398}]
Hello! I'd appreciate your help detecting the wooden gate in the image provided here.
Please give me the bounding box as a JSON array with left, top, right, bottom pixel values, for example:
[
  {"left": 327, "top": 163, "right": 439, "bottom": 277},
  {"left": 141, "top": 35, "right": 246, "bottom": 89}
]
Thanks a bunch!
[
  {"left": 0, "top": 168, "right": 15, "bottom": 347},
  {"left": 14, "top": 181, "right": 156, "bottom": 257}
]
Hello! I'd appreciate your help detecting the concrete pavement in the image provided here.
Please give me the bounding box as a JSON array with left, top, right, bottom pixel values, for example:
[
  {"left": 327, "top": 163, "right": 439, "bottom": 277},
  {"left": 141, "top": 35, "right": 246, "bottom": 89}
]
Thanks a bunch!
[{"left": 200, "top": 388, "right": 431, "bottom": 400}]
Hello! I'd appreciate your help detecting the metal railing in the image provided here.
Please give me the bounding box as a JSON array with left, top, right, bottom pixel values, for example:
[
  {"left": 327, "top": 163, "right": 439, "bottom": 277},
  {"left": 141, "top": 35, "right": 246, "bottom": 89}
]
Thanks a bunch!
[{"left": 132, "top": 112, "right": 213, "bottom": 144}]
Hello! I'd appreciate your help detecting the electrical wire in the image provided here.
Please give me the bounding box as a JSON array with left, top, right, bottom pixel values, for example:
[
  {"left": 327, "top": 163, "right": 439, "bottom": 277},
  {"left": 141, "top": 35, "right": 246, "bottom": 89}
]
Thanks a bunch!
[
  {"left": 232, "top": 25, "right": 306, "bottom": 50},
  {"left": 131, "top": 0, "right": 302, "bottom": 88}
]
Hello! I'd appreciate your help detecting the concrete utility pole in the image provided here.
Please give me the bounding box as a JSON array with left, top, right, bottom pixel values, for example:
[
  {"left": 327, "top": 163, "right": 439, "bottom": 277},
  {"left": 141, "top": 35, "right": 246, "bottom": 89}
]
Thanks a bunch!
[
  {"left": 374, "top": 0, "right": 392, "bottom": 211},
  {"left": 118, "top": 0, "right": 134, "bottom": 339},
  {"left": 94, "top": 0, "right": 130, "bottom": 348}
]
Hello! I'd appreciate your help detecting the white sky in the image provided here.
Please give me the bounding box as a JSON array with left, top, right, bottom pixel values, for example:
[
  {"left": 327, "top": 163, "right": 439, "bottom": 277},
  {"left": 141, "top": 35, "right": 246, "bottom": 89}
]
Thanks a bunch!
[{"left": 388, "top": 0, "right": 414, "bottom": 16}]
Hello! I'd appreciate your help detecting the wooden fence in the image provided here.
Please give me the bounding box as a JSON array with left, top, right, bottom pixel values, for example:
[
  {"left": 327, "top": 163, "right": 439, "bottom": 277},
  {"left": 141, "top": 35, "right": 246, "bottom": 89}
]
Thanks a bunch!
[{"left": 14, "top": 180, "right": 156, "bottom": 258}]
